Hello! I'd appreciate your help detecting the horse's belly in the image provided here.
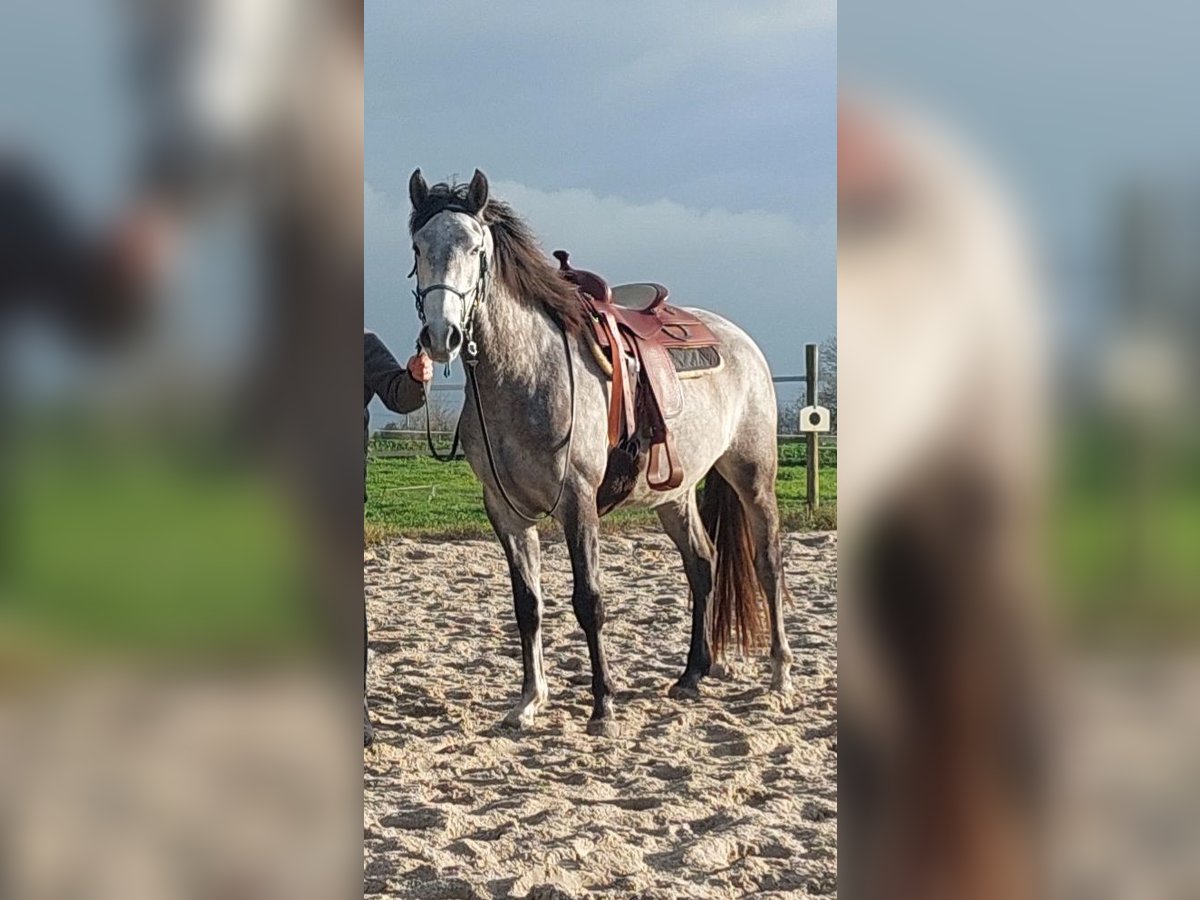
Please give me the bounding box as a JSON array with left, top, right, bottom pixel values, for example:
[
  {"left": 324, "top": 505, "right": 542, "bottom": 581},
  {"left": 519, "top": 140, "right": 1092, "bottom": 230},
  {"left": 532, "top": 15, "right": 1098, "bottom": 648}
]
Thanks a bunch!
[{"left": 599, "top": 438, "right": 725, "bottom": 514}]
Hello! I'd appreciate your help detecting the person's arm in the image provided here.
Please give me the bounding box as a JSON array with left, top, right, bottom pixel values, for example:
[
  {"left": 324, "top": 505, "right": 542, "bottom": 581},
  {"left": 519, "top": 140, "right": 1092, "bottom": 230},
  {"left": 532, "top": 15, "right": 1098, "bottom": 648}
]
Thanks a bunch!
[
  {"left": 1, "top": 159, "right": 165, "bottom": 343},
  {"left": 364, "top": 331, "right": 429, "bottom": 414}
]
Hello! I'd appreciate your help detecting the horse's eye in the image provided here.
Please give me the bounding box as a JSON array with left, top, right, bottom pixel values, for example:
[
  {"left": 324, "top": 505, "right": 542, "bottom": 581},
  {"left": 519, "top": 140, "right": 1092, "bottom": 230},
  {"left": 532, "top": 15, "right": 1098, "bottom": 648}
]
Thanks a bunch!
[{"left": 469, "top": 247, "right": 480, "bottom": 256}]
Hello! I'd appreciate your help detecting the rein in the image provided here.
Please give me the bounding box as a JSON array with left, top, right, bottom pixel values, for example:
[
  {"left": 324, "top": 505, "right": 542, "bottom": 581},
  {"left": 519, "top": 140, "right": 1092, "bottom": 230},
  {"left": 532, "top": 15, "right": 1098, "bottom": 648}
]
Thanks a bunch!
[
  {"left": 464, "top": 327, "right": 576, "bottom": 522},
  {"left": 413, "top": 244, "right": 576, "bottom": 522}
]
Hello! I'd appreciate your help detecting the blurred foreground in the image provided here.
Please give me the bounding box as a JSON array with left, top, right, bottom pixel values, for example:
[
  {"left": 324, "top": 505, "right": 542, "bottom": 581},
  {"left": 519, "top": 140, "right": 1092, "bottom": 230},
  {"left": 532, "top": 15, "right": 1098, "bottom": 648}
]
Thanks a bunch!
[
  {"left": 838, "top": 52, "right": 1199, "bottom": 900},
  {"left": 1, "top": 2, "right": 363, "bottom": 897}
]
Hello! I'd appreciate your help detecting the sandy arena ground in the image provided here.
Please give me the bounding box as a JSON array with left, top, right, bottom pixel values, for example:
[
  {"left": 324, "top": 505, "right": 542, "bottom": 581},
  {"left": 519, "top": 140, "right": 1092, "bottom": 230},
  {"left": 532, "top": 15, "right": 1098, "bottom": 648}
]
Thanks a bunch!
[{"left": 364, "top": 531, "right": 837, "bottom": 899}]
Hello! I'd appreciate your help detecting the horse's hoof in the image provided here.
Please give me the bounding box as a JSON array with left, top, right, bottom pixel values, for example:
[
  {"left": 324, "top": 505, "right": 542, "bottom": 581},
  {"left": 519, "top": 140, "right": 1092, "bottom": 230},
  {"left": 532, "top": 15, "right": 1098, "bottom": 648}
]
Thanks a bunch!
[
  {"left": 770, "top": 658, "right": 795, "bottom": 695},
  {"left": 709, "top": 661, "right": 738, "bottom": 680},
  {"left": 586, "top": 717, "right": 621, "bottom": 738},
  {"left": 668, "top": 680, "right": 702, "bottom": 701},
  {"left": 502, "top": 708, "right": 537, "bottom": 731},
  {"left": 770, "top": 674, "right": 795, "bottom": 696}
]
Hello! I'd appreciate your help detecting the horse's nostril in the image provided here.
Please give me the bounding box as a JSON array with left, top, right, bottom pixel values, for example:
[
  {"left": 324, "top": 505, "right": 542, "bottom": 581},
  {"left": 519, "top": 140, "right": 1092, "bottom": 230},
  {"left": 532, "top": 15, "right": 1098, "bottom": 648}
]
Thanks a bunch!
[
  {"left": 446, "top": 326, "right": 463, "bottom": 351},
  {"left": 418, "top": 327, "right": 432, "bottom": 349}
]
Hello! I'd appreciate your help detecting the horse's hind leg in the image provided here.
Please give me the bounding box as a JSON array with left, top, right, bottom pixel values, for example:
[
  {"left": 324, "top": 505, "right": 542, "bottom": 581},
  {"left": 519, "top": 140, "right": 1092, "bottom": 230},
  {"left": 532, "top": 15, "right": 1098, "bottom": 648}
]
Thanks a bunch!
[
  {"left": 485, "top": 497, "right": 548, "bottom": 729},
  {"left": 657, "top": 493, "right": 716, "bottom": 699},
  {"left": 717, "top": 456, "right": 795, "bottom": 693}
]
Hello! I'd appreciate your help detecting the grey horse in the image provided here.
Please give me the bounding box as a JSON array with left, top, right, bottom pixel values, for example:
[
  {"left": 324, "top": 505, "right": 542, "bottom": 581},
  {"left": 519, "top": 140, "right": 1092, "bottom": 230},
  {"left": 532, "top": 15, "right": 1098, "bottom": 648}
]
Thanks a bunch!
[{"left": 407, "top": 168, "right": 793, "bottom": 737}]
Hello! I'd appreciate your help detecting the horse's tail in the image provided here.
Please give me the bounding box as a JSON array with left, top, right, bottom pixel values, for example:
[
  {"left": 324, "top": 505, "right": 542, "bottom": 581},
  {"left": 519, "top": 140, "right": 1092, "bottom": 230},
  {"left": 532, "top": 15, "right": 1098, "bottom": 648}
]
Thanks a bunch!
[{"left": 699, "top": 468, "right": 770, "bottom": 660}]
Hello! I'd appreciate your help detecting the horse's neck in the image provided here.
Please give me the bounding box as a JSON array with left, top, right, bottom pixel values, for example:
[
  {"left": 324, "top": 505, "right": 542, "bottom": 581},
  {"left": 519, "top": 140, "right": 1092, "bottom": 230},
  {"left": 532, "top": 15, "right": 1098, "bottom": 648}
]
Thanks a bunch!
[{"left": 471, "top": 287, "right": 564, "bottom": 390}]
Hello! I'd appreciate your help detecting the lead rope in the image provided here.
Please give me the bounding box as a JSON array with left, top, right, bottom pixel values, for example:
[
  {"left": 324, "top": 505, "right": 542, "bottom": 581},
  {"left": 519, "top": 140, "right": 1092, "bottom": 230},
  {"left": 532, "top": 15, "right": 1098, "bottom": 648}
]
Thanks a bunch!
[
  {"left": 420, "top": 380, "right": 461, "bottom": 462},
  {"left": 417, "top": 253, "right": 484, "bottom": 463}
]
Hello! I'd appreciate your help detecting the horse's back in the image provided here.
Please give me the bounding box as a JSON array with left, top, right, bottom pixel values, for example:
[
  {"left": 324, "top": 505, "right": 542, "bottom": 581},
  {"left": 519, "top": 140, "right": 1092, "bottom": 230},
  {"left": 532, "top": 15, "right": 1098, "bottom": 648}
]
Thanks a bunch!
[{"left": 682, "top": 307, "right": 778, "bottom": 419}]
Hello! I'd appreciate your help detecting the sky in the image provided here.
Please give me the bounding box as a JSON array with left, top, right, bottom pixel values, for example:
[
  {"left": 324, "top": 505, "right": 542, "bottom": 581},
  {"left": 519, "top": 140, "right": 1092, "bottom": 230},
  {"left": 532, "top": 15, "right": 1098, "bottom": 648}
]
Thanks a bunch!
[{"left": 364, "top": 0, "right": 837, "bottom": 392}]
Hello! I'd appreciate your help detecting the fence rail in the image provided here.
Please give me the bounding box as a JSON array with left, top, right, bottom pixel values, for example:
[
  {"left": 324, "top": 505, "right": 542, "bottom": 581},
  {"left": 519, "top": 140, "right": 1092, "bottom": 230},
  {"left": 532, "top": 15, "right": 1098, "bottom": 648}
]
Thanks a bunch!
[
  {"left": 370, "top": 429, "right": 837, "bottom": 444},
  {"left": 369, "top": 344, "right": 831, "bottom": 512},
  {"left": 396, "top": 370, "right": 814, "bottom": 396}
]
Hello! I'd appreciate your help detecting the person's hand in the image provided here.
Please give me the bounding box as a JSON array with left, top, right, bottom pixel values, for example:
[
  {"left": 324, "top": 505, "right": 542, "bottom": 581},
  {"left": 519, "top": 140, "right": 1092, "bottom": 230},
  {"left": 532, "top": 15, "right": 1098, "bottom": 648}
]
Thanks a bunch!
[
  {"left": 106, "top": 197, "right": 180, "bottom": 294},
  {"left": 406, "top": 352, "right": 434, "bottom": 383}
]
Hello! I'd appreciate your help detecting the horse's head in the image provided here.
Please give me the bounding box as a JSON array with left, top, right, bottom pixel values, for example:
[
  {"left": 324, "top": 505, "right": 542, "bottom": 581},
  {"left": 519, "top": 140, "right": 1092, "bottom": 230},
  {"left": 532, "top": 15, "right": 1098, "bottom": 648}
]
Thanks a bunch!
[{"left": 408, "top": 168, "right": 494, "bottom": 364}]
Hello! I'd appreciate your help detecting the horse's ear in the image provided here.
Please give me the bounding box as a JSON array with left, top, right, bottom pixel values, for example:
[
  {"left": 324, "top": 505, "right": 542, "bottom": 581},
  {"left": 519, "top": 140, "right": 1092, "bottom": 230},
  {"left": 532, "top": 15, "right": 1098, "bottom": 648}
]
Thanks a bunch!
[
  {"left": 409, "top": 168, "right": 429, "bottom": 208},
  {"left": 466, "top": 169, "right": 489, "bottom": 215}
]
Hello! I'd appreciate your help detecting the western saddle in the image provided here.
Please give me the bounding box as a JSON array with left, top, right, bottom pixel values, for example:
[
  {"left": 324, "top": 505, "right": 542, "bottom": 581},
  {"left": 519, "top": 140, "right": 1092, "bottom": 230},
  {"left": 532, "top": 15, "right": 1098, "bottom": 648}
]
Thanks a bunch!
[{"left": 554, "top": 250, "right": 719, "bottom": 492}]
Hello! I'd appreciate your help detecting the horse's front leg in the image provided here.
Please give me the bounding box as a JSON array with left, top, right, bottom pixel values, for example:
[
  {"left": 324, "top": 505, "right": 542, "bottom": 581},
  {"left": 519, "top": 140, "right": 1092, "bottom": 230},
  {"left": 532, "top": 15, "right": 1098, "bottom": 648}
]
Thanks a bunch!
[
  {"left": 562, "top": 499, "right": 618, "bottom": 737},
  {"left": 485, "top": 494, "right": 548, "bottom": 729}
]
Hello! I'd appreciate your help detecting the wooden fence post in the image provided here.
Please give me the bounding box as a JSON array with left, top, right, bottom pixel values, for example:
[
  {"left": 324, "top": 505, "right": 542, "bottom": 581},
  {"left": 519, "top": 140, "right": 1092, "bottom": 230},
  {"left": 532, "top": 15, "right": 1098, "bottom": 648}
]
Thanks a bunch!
[{"left": 806, "top": 342, "right": 820, "bottom": 514}]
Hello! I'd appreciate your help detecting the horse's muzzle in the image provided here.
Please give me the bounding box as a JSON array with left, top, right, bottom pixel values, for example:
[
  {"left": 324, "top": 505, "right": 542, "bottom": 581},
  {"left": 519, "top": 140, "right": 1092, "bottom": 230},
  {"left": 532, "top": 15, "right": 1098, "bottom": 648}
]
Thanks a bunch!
[{"left": 418, "top": 323, "right": 463, "bottom": 364}]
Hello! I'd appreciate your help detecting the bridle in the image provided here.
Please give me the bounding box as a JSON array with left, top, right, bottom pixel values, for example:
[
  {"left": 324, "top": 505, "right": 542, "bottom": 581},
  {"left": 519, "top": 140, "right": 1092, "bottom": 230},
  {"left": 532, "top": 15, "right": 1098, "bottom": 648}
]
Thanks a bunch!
[
  {"left": 410, "top": 231, "right": 576, "bottom": 522},
  {"left": 410, "top": 250, "right": 489, "bottom": 369}
]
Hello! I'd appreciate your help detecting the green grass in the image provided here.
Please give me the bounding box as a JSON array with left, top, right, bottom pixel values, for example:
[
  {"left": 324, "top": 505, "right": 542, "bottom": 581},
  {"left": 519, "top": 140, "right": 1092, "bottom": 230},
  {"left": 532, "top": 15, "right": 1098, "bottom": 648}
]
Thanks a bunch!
[
  {"left": 1052, "top": 423, "right": 1200, "bottom": 638},
  {"left": 1, "top": 434, "right": 319, "bottom": 661},
  {"left": 365, "top": 445, "right": 837, "bottom": 541},
  {"left": 7, "top": 415, "right": 1197, "bottom": 656}
]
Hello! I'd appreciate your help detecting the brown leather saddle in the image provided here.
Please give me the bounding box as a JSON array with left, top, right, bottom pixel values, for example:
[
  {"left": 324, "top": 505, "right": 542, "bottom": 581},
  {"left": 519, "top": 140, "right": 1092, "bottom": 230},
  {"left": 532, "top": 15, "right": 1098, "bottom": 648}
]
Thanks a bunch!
[{"left": 553, "top": 250, "right": 718, "bottom": 491}]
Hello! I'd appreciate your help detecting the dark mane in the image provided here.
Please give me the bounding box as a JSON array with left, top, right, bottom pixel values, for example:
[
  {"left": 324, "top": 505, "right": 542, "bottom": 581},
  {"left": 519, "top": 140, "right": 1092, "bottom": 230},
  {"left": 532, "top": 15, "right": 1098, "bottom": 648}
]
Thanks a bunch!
[{"left": 409, "top": 181, "right": 586, "bottom": 333}]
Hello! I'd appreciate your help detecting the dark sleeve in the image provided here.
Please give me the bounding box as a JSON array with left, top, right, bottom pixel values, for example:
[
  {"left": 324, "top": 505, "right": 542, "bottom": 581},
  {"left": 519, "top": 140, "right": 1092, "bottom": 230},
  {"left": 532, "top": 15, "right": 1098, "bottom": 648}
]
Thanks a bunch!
[
  {"left": 364, "top": 331, "right": 425, "bottom": 414},
  {"left": 0, "top": 160, "right": 90, "bottom": 309},
  {"left": 1, "top": 158, "right": 143, "bottom": 343}
]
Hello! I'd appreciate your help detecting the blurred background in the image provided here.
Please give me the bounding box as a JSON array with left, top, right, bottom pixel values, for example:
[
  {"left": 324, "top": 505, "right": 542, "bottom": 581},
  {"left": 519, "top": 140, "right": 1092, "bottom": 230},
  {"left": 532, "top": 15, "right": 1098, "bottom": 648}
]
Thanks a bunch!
[
  {"left": 5, "top": 0, "right": 1200, "bottom": 897},
  {"left": 839, "top": 1, "right": 1199, "bottom": 897},
  {"left": 1, "top": 1, "right": 363, "bottom": 897}
]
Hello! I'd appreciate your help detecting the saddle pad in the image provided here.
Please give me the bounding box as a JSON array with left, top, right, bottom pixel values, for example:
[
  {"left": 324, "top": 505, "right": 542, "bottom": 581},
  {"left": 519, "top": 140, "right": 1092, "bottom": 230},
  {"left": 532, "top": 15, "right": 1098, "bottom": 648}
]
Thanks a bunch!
[
  {"left": 589, "top": 338, "right": 720, "bottom": 377},
  {"left": 667, "top": 345, "right": 721, "bottom": 374}
]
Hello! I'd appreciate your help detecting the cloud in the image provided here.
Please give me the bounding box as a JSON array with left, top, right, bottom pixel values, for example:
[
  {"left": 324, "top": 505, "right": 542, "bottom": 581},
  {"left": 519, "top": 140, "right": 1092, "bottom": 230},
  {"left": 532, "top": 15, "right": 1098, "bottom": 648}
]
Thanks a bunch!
[
  {"left": 609, "top": 1, "right": 837, "bottom": 93},
  {"left": 363, "top": 1, "right": 835, "bottom": 219},
  {"left": 365, "top": 178, "right": 834, "bottom": 380}
]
